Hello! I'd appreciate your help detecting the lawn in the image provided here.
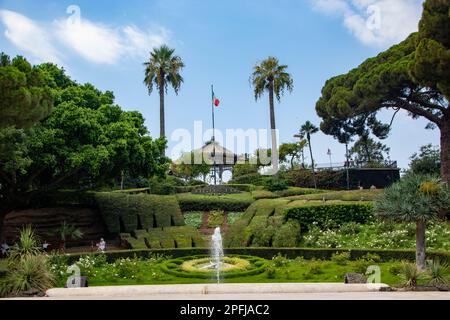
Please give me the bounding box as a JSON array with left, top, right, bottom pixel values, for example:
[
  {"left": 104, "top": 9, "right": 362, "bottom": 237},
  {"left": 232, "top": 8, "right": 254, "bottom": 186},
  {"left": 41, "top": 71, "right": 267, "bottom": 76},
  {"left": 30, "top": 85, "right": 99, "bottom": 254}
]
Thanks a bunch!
[{"left": 50, "top": 253, "right": 449, "bottom": 288}]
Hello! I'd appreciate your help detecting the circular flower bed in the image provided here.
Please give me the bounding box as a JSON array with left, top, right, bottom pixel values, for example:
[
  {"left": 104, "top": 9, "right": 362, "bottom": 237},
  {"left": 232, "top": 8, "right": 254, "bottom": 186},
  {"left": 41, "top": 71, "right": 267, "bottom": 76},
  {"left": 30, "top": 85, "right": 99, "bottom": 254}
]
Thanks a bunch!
[{"left": 160, "top": 255, "right": 268, "bottom": 279}]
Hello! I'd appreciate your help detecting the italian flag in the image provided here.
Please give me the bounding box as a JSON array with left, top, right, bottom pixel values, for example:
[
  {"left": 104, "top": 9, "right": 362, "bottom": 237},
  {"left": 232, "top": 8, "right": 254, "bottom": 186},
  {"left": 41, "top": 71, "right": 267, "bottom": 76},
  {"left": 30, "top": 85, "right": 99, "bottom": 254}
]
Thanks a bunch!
[{"left": 213, "top": 92, "right": 220, "bottom": 107}]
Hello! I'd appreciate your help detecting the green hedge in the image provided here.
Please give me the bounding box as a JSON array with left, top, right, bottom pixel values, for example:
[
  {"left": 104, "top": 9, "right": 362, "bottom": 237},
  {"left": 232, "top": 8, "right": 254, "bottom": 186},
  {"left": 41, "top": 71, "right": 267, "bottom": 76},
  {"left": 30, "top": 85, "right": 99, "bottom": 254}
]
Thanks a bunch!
[
  {"left": 177, "top": 195, "right": 253, "bottom": 212},
  {"left": 225, "top": 184, "right": 256, "bottom": 192},
  {"left": 95, "top": 193, "right": 185, "bottom": 233},
  {"left": 285, "top": 201, "right": 374, "bottom": 230},
  {"left": 174, "top": 186, "right": 203, "bottom": 193},
  {"left": 251, "top": 190, "right": 279, "bottom": 200},
  {"left": 275, "top": 187, "right": 327, "bottom": 197},
  {"left": 160, "top": 254, "right": 268, "bottom": 279},
  {"left": 63, "top": 247, "right": 450, "bottom": 265},
  {"left": 112, "top": 188, "right": 150, "bottom": 194},
  {"left": 225, "top": 199, "right": 292, "bottom": 248}
]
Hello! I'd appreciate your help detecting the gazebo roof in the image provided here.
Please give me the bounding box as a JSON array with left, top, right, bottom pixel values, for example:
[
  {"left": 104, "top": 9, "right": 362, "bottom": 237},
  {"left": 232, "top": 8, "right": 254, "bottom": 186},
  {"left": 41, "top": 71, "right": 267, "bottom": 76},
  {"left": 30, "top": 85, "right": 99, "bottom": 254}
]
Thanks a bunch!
[{"left": 175, "top": 141, "right": 237, "bottom": 165}]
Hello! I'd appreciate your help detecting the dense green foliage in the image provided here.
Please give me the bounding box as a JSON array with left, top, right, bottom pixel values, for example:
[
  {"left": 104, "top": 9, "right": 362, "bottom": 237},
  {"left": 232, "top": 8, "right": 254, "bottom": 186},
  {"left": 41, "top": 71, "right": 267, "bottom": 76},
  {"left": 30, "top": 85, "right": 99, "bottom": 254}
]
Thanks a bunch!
[
  {"left": 285, "top": 201, "right": 374, "bottom": 231},
  {"left": 0, "top": 56, "right": 170, "bottom": 240},
  {"left": 46, "top": 248, "right": 449, "bottom": 287},
  {"left": 409, "top": 144, "right": 441, "bottom": 176},
  {"left": 0, "top": 54, "right": 54, "bottom": 129},
  {"left": 302, "top": 221, "right": 450, "bottom": 251},
  {"left": 316, "top": 0, "right": 450, "bottom": 183},
  {"left": 95, "top": 193, "right": 185, "bottom": 233},
  {"left": 176, "top": 193, "right": 254, "bottom": 212},
  {"left": 374, "top": 174, "right": 450, "bottom": 223},
  {"left": 0, "top": 227, "right": 55, "bottom": 297}
]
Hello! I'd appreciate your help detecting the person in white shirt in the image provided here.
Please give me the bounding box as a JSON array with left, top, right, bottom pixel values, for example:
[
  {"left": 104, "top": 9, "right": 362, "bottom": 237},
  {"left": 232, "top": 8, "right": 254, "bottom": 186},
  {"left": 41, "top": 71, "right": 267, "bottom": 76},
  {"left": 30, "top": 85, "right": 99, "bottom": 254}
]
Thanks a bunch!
[{"left": 97, "top": 238, "right": 106, "bottom": 252}]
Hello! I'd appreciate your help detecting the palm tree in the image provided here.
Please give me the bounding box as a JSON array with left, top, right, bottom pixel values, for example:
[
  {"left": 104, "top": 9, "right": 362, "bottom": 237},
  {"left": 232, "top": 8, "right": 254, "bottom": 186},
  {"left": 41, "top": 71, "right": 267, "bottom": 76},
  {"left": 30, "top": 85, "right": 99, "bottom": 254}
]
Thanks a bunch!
[
  {"left": 375, "top": 174, "right": 450, "bottom": 270},
  {"left": 144, "top": 45, "right": 185, "bottom": 138},
  {"left": 251, "top": 57, "right": 293, "bottom": 175},
  {"left": 300, "top": 121, "right": 319, "bottom": 188}
]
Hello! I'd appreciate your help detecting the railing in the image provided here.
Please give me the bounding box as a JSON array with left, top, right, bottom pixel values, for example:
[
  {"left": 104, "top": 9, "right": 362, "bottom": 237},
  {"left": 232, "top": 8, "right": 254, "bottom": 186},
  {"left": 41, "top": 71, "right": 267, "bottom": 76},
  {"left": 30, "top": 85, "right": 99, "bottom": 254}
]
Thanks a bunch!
[{"left": 315, "top": 160, "right": 398, "bottom": 171}]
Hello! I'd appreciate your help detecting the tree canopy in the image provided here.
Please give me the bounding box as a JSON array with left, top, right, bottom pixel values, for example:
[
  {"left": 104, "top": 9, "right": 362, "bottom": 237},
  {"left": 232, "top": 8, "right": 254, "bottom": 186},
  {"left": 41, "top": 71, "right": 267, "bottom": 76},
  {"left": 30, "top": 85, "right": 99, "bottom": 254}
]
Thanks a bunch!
[
  {"left": 0, "top": 53, "right": 54, "bottom": 129},
  {"left": 0, "top": 56, "right": 170, "bottom": 220},
  {"left": 316, "top": 0, "right": 450, "bottom": 183}
]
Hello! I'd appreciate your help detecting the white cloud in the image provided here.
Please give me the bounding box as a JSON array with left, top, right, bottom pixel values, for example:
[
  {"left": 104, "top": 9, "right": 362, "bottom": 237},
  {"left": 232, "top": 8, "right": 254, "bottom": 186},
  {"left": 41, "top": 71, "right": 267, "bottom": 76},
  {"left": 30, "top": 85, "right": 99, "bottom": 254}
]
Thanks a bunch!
[
  {"left": 0, "top": 9, "right": 172, "bottom": 65},
  {"left": 310, "top": 0, "right": 424, "bottom": 47},
  {"left": 0, "top": 10, "right": 62, "bottom": 64}
]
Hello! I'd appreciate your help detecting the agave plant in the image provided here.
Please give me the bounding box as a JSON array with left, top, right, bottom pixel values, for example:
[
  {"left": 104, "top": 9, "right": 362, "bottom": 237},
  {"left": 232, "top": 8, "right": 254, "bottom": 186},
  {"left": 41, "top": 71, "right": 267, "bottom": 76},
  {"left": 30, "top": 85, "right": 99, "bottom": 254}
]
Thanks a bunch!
[
  {"left": 426, "top": 259, "right": 449, "bottom": 286},
  {"left": 8, "top": 225, "right": 42, "bottom": 262},
  {"left": 0, "top": 254, "right": 55, "bottom": 297}
]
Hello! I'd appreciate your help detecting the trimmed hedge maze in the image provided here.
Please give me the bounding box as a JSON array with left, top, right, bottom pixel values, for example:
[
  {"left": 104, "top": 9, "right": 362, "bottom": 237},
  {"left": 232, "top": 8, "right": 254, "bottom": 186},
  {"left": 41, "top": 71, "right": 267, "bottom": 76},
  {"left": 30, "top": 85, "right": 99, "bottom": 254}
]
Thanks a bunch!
[
  {"left": 120, "top": 226, "right": 206, "bottom": 250},
  {"left": 160, "top": 254, "right": 268, "bottom": 279},
  {"left": 95, "top": 193, "right": 185, "bottom": 234},
  {"left": 224, "top": 199, "right": 374, "bottom": 248}
]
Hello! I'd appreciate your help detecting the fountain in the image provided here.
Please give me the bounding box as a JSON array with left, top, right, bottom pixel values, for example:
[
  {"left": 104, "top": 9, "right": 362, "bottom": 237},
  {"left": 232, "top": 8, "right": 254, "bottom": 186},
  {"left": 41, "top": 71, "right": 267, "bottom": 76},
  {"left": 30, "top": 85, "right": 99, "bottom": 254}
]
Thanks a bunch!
[
  {"left": 160, "top": 227, "right": 267, "bottom": 280},
  {"left": 211, "top": 227, "right": 224, "bottom": 284}
]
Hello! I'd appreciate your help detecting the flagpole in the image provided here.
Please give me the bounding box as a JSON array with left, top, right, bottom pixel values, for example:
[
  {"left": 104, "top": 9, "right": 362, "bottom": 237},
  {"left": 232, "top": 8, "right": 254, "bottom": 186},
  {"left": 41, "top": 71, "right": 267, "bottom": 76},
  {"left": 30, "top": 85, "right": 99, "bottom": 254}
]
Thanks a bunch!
[{"left": 211, "top": 84, "right": 217, "bottom": 186}]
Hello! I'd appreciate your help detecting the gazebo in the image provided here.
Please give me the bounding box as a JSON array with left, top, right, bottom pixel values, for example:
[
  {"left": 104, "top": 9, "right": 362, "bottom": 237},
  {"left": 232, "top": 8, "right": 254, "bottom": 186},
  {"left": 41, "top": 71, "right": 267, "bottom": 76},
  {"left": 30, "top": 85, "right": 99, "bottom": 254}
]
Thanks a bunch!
[{"left": 177, "top": 141, "right": 239, "bottom": 184}]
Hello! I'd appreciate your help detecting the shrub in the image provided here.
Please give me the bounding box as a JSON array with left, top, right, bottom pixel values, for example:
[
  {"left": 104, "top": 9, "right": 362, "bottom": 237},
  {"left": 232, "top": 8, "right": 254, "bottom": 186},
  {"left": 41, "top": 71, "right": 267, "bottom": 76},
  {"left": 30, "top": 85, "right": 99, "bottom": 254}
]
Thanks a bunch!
[
  {"left": 266, "top": 265, "right": 277, "bottom": 279},
  {"left": 226, "top": 184, "right": 256, "bottom": 192},
  {"left": 426, "top": 259, "right": 449, "bottom": 286},
  {"left": 265, "top": 179, "right": 288, "bottom": 192},
  {"left": 95, "top": 193, "right": 184, "bottom": 233},
  {"left": 230, "top": 173, "right": 269, "bottom": 185},
  {"left": 227, "top": 212, "right": 244, "bottom": 225},
  {"left": 286, "top": 169, "right": 345, "bottom": 190},
  {"left": 399, "top": 262, "right": 425, "bottom": 288},
  {"left": 207, "top": 210, "right": 225, "bottom": 228},
  {"left": 271, "top": 253, "right": 290, "bottom": 268},
  {"left": 275, "top": 187, "right": 326, "bottom": 197},
  {"left": 331, "top": 252, "right": 351, "bottom": 266},
  {"left": 177, "top": 194, "right": 253, "bottom": 212},
  {"left": 183, "top": 212, "right": 203, "bottom": 229},
  {"left": 0, "top": 254, "right": 55, "bottom": 297},
  {"left": 272, "top": 220, "right": 301, "bottom": 247},
  {"left": 251, "top": 190, "right": 279, "bottom": 200},
  {"left": 286, "top": 201, "right": 373, "bottom": 231}
]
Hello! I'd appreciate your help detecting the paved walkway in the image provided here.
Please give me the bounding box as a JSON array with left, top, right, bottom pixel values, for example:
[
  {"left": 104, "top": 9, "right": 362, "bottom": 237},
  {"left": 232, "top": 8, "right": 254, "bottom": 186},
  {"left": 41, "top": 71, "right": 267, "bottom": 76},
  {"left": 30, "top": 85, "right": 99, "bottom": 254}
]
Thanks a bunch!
[{"left": 30, "top": 283, "right": 450, "bottom": 300}]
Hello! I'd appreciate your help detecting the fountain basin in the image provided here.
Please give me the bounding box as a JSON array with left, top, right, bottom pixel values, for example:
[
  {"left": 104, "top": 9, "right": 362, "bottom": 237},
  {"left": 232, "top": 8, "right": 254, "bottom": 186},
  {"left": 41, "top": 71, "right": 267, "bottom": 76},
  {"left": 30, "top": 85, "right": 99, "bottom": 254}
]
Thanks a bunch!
[{"left": 161, "top": 255, "right": 268, "bottom": 279}]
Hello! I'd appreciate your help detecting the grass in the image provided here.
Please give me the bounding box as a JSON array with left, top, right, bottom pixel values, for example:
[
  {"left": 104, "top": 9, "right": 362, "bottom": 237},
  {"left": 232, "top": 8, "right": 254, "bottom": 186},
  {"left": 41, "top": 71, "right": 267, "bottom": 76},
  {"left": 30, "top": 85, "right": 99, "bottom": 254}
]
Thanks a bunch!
[
  {"left": 0, "top": 259, "right": 7, "bottom": 273},
  {"left": 67, "top": 257, "right": 436, "bottom": 287},
  {"left": 287, "top": 189, "right": 383, "bottom": 202}
]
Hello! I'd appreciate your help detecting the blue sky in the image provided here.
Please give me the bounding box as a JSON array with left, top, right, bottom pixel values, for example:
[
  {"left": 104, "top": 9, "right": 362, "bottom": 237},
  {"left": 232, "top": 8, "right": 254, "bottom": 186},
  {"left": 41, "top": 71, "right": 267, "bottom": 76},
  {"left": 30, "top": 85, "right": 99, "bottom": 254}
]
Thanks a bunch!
[{"left": 0, "top": 0, "right": 438, "bottom": 170}]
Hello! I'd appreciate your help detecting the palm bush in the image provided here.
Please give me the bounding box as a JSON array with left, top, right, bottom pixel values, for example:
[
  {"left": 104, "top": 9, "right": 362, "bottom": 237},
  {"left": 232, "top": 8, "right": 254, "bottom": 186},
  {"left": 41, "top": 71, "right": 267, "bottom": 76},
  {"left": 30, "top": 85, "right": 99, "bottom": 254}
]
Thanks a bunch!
[
  {"left": 399, "top": 262, "right": 425, "bottom": 288},
  {"left": 53, "top": 221, "right": 84, "bottom": 250},
  {"left": 426, "top": 259, "right": 449, "bottom": 286},
  {"left": 0, "top": 226, "right": 55, "bottom": 297},
  {"left": 374, "top": 174, "right": 450, "bottom": 269},
  {"left": 8, "top": 225, "right": 41, "bottom": 262},
  {"left": 0, "top": 254, "right": 55, "bottom": 297}
]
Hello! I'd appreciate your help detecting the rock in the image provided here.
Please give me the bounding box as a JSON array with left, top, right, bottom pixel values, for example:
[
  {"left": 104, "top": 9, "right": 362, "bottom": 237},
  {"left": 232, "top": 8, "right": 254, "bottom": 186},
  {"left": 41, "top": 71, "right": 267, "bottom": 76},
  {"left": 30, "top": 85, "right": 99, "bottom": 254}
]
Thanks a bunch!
[
  {"left": 344, "top": 273, "right": 367, "bottom": 284},
  {"left": 436, "top": 284, "right": 449, "bottom": 292}
]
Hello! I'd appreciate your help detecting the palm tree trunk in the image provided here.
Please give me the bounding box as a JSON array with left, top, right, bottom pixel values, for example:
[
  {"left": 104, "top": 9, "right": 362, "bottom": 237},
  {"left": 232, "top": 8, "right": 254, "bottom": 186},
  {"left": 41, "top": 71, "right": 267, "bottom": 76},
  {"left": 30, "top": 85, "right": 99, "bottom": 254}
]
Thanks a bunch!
[
  {"left": 307, "top": 136, "right": 317, "bottom": 189},
  {"left": 441, "top": 121, "right": 450, "bottom": 185},
  {"left": 159, "top": 75, "right": 165, "bottom": 139},
  {"left": 268, "top": 83, "right": 278, "bottom": 175},
  {"left": 416, "top": 220, "right": 426, "bottom": 270}
]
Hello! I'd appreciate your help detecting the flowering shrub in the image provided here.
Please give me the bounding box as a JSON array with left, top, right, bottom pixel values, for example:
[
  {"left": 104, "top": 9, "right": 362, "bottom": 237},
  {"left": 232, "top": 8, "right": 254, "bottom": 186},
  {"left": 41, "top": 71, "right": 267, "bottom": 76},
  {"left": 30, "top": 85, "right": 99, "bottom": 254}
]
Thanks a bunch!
[{"left": 302, "top": 221, "right": 450, "bottom": 250}]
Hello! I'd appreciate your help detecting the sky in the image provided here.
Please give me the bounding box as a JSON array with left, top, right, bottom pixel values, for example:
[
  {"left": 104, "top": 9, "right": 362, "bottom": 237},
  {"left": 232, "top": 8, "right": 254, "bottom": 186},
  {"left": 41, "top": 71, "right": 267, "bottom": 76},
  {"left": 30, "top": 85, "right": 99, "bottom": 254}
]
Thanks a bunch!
[{"left": 0, "top": 0, "right": 439, "bottom": 172}]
